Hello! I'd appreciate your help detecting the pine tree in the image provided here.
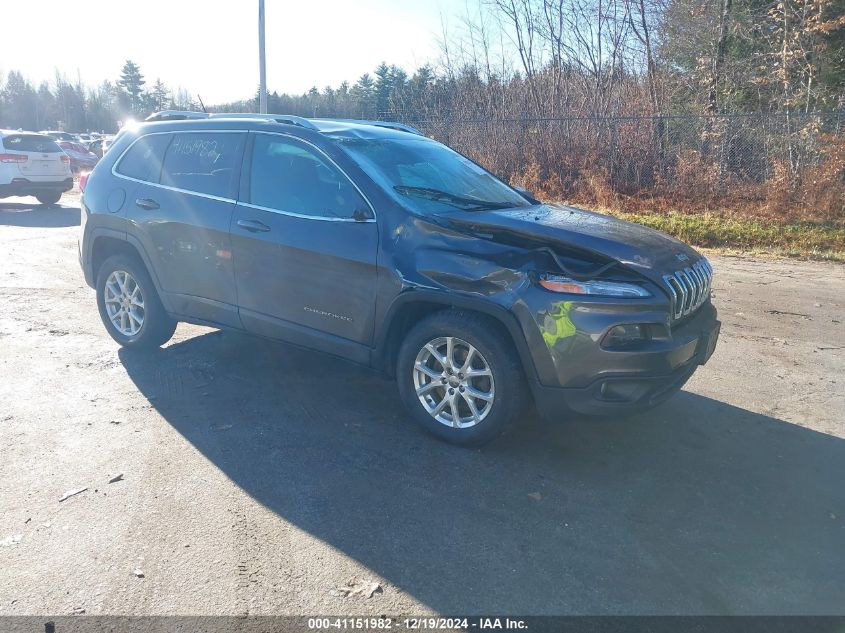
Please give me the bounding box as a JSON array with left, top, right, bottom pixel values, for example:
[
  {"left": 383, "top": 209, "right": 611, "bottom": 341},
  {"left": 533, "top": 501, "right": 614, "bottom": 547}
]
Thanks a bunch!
[
  {"left": 351, "top": 73, "right": 376, "bottom": 117},
  {"left": 374, "top": 62, "right": 391, "bottom": 117},
  {"left": 408, "top": 65, "right": 435, "bottom": 116},
  {"left": 0, "top": 71, "right": 39, "bottom": 130},
  {"left": 151, "top": 79, "right": 170, "bottom": 111},
  {"left": 117, "top": 60, "right": 146, "bottom": 115},
  {"left": 388, "top": 65, "right": 408, "bottom": 118}
]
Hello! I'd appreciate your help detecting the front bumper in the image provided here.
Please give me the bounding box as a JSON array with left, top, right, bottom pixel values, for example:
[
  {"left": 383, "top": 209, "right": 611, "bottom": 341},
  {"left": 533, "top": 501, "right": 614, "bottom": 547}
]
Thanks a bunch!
[
  {"left": 515, "top": 291, "right": 720, "bottom": 418},
  {"left": 532, "top": 339, "right": 715, "bottom": 419},
  {"left": 0, "top": 177, "right": 73, "bottom": 198}
]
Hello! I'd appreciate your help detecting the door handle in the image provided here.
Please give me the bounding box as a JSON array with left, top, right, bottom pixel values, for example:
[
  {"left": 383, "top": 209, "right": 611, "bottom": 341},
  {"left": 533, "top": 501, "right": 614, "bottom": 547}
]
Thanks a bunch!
[
  {"left": 237, "top": 219, "right": 271, "bottom": 233},
  {"left": 135, "top": 198, "right": 160, "bottom": 210}
]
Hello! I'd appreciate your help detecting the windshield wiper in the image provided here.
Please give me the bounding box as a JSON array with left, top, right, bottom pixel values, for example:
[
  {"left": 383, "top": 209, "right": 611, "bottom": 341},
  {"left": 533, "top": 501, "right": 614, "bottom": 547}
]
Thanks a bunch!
[{"left": 393, "top": 185, "right": 513, "bottom": 211}]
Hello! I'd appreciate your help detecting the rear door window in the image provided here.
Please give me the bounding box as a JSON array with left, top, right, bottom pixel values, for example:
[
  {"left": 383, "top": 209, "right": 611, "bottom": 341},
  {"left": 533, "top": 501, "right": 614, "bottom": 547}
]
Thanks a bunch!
[
  {"left": 160, "top": 132, "right": 245, "bottom": 198},
  {"left": 2, "top": 135, "right": 63, "bottom": 153},
  {"left": 115, "top": 134, "right": 172, "bottom": 183}
]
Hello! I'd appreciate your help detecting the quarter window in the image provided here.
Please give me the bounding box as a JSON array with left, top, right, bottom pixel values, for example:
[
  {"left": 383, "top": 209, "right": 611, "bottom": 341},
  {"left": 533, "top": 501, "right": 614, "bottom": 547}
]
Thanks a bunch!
[
  {"left": 248, "top": 134, "right": 369, "bottom": 219},
  {"left": 115, "top": 134, "right": 170, "bottom": 183},
  {"left": 160, "top": 132, "right": 245, "bottom": 198}
]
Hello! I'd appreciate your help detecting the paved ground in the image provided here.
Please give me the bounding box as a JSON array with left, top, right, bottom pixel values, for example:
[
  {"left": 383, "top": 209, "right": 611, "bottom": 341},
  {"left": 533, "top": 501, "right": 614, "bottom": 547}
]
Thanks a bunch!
[{"left": 0, "top": 191, "right": 843, "bottom": 616}]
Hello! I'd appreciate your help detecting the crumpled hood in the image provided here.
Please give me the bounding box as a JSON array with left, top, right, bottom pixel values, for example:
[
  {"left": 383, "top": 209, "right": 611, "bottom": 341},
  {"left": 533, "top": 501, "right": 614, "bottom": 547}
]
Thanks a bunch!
[{"left": 439, "top": 203, "right": 702, "bottom": 284}]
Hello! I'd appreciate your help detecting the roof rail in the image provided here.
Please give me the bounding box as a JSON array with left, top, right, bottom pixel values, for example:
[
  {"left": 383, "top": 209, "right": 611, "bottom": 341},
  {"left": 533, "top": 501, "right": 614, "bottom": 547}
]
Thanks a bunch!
[
  {"left": 144, "top": 111, "right": 319, "bottom": 130},
  {"left": 314, "top": 118, "right": 424, "bottom": 136},
  {"left": 145, "top": 111, "right": 210, "bottom": 122},
  {"left": 144, "top": 112, "right": 421, "bottom": 134},
  {"left": 207, "top": 113, "right": 319, "bottom": 130}
]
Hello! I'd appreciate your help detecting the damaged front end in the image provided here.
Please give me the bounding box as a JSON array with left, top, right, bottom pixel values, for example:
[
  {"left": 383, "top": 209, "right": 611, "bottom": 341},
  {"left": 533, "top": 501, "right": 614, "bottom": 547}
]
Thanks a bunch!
[
  {"left": 391, "top": 205, "right": 661, "bottom": 312},
  {"left": 384, "top": 204, "right": 719, "bottom": 419}
]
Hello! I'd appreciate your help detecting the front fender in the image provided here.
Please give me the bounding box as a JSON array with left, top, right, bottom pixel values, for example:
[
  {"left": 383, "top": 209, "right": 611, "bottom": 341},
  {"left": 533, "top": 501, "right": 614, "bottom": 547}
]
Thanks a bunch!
[{"left": 373, "top": 285, "right": 554, "bottom": 392}]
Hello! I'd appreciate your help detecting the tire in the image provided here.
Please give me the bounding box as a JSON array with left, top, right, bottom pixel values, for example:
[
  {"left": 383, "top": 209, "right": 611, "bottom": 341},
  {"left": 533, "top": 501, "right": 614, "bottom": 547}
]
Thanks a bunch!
[
  {"left": 396, "top": 310, "right": 529, "bottom": 446},
  {"left": 36, "top": 192, "right": 61, "bottom": 206},
  {"left": 95, "top": 254, "right": 177, "bottom": 348}
]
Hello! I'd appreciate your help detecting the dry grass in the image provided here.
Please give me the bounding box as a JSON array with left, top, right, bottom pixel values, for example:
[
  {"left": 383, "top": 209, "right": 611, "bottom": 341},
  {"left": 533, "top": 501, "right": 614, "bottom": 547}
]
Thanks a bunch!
[
  {"left": 570, "top": 206, "right": 845, "bottom": 261},
  {"left": 506, "top": 133, "right": 845, "bottom": 228},
  {"left": 505, "top": 133, "right": 845, "bottom": 259}
]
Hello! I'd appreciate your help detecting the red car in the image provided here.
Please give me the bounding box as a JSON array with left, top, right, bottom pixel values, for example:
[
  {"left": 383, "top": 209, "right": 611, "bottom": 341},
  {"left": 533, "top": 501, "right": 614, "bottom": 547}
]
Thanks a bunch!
[{"left": 57, "top": 141, "right": 99, "bottom": 173}]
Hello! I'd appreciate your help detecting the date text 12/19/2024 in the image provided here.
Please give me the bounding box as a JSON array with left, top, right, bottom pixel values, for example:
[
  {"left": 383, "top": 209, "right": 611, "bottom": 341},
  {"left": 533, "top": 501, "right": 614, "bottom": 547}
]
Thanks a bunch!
[{"left": 308, "top": 617, "right": 529, "bottom": 630}]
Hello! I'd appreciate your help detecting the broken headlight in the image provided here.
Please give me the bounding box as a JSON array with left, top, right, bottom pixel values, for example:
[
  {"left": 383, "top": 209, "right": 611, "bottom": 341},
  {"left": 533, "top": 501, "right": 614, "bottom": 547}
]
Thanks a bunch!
[{"left": 538, "top": 274, "right": 651, "bottom": 298}]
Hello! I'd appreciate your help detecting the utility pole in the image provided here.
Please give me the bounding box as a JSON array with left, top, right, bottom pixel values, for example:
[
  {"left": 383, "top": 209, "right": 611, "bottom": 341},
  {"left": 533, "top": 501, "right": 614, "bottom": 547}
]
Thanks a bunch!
[{"left": 258, "top": 0, "right": 267, "bottom": 113}]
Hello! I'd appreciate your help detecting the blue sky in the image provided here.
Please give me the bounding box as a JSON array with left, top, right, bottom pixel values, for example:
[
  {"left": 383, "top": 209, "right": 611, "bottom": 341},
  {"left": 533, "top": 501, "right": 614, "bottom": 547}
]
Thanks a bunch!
[{"left": 2, "top": 0, "right": 461, "bottom": 103}]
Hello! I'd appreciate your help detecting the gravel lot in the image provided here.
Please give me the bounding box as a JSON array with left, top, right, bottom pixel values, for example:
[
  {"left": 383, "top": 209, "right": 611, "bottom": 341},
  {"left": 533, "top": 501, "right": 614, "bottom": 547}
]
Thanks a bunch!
[{"left": 1, "top": 191, "right": 843, "bottom": 616}]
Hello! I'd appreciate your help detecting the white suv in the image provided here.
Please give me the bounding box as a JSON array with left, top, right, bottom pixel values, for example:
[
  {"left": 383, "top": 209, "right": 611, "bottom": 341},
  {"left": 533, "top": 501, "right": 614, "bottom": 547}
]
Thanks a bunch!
[{"left": 0, "top": 131, "right": 74, "bottom": 205}]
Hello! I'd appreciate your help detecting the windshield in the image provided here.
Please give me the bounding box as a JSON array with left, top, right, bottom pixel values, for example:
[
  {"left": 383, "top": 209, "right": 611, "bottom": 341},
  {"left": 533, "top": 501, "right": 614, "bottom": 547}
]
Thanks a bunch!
[{"left": 336, "top": 136, "right": 531, "bottom": 214}]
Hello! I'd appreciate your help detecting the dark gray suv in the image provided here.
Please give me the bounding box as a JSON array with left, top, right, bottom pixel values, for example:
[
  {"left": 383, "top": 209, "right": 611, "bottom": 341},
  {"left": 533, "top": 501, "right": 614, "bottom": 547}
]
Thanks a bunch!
[{"left": 78, "top": 114, "right": 720, "bottom": 445}]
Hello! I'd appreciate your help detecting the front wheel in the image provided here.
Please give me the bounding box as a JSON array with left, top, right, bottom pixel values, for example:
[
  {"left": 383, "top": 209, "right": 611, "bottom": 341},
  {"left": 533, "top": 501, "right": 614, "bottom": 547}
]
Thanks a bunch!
[
  {"left": 35, "top": 192, "right": 61, "bottom": 206},
  {"left": 396, "top": 310, "right": 529, "bottom": 446},
  {"left": 95, "top": 254, "right": 176, "bottom": 348}
]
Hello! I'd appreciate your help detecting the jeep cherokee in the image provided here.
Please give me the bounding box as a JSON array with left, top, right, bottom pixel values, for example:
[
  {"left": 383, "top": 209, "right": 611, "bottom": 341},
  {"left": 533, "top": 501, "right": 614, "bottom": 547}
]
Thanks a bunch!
[{"left": 78, "top": 114, "right": 720, "bottom": 445}]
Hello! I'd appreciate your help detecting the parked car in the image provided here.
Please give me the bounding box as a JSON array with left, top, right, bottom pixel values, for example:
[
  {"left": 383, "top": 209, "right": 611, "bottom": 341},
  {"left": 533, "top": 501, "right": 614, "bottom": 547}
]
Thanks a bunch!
[
  {"left": 85, "top": 138, "right": 104, "bottom": 158},
  {"left": 78, "top": 115, "right": 720, "bottom": 445},
  {"left": 39, "top": 130, "right": 81, "bottom": 142},
  {"left": 0, "top": 130, "right": 73, "bottom": 205},
  {"left": 57, "top": 140, "right": 99, "bottom": 173},
  {"left": 100, "top": 135, "right": 116, "bottom": 155}
]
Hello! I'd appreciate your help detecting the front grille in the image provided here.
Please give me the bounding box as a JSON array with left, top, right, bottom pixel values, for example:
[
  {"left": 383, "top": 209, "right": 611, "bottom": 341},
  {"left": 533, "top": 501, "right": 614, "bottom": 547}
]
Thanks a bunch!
[{"left": 662, "top": 258, "right": 713, "bottom": 320}]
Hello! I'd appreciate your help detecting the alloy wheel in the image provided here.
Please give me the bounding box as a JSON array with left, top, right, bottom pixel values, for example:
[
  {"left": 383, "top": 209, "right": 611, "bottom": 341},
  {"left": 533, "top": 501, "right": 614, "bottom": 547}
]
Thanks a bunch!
[
  {"left": 412, "top": 336, "right": 495, "bottom": 428},
  {"left": 103, "top": 270, "right": 145, "bottom": 337}
]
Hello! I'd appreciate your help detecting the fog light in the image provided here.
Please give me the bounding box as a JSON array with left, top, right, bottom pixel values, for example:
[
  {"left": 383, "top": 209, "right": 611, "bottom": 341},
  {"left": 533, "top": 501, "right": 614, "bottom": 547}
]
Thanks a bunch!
[{"left": 603, "top": 324, "right": 647, "bottom": 348}]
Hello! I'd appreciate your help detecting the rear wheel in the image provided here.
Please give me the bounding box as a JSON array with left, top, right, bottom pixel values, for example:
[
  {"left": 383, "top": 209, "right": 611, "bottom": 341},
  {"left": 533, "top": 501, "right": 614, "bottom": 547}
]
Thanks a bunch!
[
  {"left": 35, "top": 192, "right": 61, "bottom": 206},
  {"left": 396, "top": 310, "right": 529, "bottom": 446},
  {"left": 95, "top": 254, "right": 176, "bottom": 348}
]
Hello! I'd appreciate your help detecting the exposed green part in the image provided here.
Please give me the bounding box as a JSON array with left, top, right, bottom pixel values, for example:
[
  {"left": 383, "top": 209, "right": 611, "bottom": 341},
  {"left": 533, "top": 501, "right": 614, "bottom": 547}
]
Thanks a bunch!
[{"left": 541, "top": 301, "right": 577, "bottom": 349}]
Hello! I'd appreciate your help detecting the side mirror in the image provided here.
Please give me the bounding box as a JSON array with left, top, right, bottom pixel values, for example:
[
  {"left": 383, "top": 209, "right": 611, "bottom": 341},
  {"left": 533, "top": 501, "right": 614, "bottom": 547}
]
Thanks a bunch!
[
  {"left": 352, "top": 208, "right": 373, "bottom": 222},
  {"left": 514, "top": 186, "right": 540, "bottom": 205}
]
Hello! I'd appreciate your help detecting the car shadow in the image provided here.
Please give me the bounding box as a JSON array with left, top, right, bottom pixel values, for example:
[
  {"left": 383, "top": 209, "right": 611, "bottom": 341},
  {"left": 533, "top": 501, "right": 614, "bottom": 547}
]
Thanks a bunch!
[
  {"left": 0, "top": 202, "right": 80, "bottom": 227},
  {"left": 118, "top": 330, "right": 845, "bottom": 615}
]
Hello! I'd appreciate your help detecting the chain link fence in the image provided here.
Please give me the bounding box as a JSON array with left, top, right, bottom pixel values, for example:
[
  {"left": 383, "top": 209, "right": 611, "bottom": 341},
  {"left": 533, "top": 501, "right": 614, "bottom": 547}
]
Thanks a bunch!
[{"left": 394, "top": 111, "right": 845, "bottom": 204}]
